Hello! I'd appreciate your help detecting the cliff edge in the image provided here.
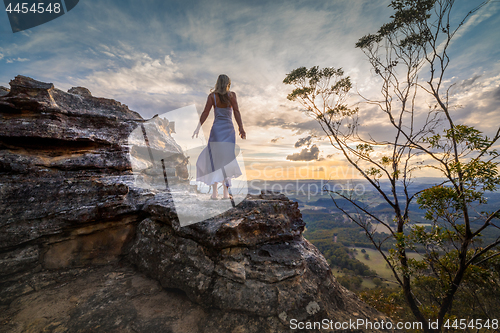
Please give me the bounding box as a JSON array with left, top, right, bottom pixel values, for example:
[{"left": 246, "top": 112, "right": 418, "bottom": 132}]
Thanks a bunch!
[{"left": 0, "top": 76, "right": 391, "bottom": 332}]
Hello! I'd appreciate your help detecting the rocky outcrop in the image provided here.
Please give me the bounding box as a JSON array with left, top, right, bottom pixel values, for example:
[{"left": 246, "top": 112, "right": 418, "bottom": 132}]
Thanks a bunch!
[
  {"left": 0, "top": 76, "right": 391, "bottom": 332},
  {"left": 0, "top": 263, "right": 214, "bottom": 333}
]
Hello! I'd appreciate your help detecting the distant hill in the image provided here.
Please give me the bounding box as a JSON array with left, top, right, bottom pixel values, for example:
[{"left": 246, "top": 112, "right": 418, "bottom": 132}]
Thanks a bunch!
[{"left": 312, "top": 197, "right": 364, "bottom": 211}]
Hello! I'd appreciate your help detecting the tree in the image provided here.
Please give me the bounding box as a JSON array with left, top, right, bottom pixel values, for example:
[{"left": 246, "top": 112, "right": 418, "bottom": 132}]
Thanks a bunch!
[
  {"left": 338, "top": 274, "right": 363, "bottom": 291},
  {"left": 373, "top": 277, "right": 383, "bottom": 288},
  {"left": 283, "top": 1, "right": 500, "bottom": 332},
  {"left": 360, "top": 250, "right": 500, "bottom": 331}
]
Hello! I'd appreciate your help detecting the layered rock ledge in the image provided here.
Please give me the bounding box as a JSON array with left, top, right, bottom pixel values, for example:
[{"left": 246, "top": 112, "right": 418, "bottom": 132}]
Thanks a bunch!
[{"left": 0, "top": 76, "right": 391, "bottom": 332}]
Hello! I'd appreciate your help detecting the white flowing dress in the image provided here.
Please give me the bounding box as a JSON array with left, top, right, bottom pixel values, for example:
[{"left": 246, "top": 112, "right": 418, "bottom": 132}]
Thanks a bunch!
[{"left": 196, "top": 93, "right": 242, "bottom": 186}]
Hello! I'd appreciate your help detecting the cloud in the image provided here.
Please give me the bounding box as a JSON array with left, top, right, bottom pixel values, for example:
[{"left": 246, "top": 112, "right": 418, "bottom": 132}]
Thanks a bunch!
[
  {"left": 294, "top": 135, "right": 313, "bottom": 148},
  {"left": 0, "top": 0, "right": 498, "bottom": 171},
  {"left": 0, "top": 0, "right": 388, "bottom": 121},
  {"left": 493, "top": 86, "right": 500, "bottom": 101},
  {"left": 461, "top": 74, "right": 482, "bottom": 89},
  {"left": 5, "top": 57, "right": 29, "bottom": 63},
  {"left": 447, "top": 1, "right": 499, "bottom": 44},
  {"left": 286, "top": 144, "right": 323, "bottom": 161},
  {"left": 450, "top": 73, "right": 500, "bottom": 133},
  {"left": 271, "top": 136, "right": 284, "bottom": 143},
  {"left": 255, "top": 117, "right": 323, "bottom": 135},
  {"left": 80, "top": 50, "right": 188, "bottom": 95}
]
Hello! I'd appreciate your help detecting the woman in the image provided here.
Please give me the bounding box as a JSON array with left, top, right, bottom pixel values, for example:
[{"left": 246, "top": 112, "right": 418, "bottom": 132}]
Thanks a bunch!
[{"left": 192, "top": 74, "right": 246, "bottom": 199}]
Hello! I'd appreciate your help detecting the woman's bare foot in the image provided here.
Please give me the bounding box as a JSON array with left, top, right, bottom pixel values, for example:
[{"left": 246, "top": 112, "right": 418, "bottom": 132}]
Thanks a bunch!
[
  {"left": 211, "top": 182, "right": 218, "bottom": 199},
  {"left": 222, "top": 183, "right": 230, "bottom": 199}
]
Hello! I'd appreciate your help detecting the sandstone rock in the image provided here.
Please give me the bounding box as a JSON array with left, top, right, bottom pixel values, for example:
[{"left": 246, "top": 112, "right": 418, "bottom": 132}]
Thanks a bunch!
[
  {"left": 0, "top": 75, "right": 180, "bottom": 304},
  {"left": 0, "top": 76, "right": 392, "bottom": 332},
  {"left": 68, "top": 86, "right": 92, "bottom": 97},
  {"left": 0, "top": 86, "right": 9, "bottom": 97},
  {"left": 0, "top": 264, "right": 208, "bottom": 333}
]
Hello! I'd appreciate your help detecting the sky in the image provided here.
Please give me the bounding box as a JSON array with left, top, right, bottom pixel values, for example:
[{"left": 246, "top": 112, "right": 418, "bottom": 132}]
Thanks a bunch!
[{"left": 1, "top": 0, "right": 499, "bottom": 181}]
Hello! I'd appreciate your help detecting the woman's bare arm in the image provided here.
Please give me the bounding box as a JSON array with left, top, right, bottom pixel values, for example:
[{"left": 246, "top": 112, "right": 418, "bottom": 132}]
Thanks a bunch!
[
  {"left": 230, "top": 92, "right": 246, "bottom": 139},
  {"left": 192, "top": 94, "right": 214, "bottom": 138}
]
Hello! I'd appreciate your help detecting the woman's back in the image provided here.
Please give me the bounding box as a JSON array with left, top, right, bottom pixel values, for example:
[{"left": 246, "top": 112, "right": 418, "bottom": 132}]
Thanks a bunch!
[
  {"left": 214, "top": 92, "right": 232, "bottom": 108},
  {"left": 213, "top": 92, "right": 233, "bottom": 121}
]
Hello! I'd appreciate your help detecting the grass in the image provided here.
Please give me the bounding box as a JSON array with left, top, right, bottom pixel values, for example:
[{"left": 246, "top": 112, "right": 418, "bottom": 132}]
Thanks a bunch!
[
  {"left": 328, "top": 247, "right": 423, "bottom": 290},
  {"left": 331, "top": 247, "right": 422, "bottom": 289},
  {"left": 361, "top": 278, "right": 376, "bottom": 289},
  {"left": 351, "top": 247, "right": 421, "bottom": 285}
]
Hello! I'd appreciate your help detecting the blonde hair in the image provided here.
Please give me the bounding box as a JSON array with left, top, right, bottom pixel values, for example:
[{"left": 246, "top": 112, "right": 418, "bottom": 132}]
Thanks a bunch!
[{"left": 211, "top": 74, "right": 231, "bottom": 105}]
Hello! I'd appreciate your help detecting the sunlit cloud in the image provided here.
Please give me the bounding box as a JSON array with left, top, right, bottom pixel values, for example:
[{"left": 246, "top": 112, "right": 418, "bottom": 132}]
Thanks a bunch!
[{"left": 286, "top": 145, "right": 323, "bottom": 162}]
